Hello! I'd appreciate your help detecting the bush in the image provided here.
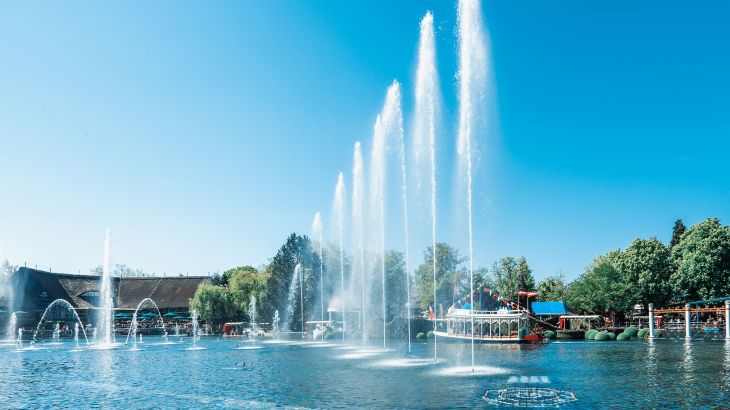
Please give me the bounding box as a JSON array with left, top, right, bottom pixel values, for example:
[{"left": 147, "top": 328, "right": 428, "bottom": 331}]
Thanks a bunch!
[
  {"left": 608, "top": 332, "right": 617, "bottom": 340},
  {"left": 624, "top": 326, "right": 639, "bottom": 337},
  {"left": 594, "top": 332, "right": 611, "bottom": 341},
  {"left": 426, "top": 331, "right": 435, "bottom": 338},
  {"left": 616, "top": 332, "right": 630, "bottom": 341},
  {"left": 585, "top": 329, "right": 598, "bottom": 340},
  {"left": 544, "top": 330, "right": 556, "bottom": 340},
  {"left": 416, "top": 332, "right": 426, "bottom": 340},
  {"left": 637, "top": 328, "right": 649, "bottom": 338}
]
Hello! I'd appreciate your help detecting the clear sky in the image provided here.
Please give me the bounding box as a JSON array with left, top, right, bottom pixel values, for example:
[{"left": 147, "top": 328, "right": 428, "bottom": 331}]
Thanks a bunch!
[{"left": 1, "top": 1, "right": 728, "bottom": 280}]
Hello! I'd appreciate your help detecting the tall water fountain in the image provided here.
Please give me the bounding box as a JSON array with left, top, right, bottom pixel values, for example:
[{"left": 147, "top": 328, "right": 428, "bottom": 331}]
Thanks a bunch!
[
  {"left": 351, "top": 141, "right": 366, "bottom": 344},
  {"left": 413, "top": 11, "right": 440, "bottom": 360},
  {"left": 97, "top": 229, "right": 115, "bottom": 347},
  {"left": 457, "top": 0, "right": 488, "bottom": 371},
  {"left": 333, "top": 172, "right": 347, "bottom": 342},
  {"left": 311, "top": 212, "right": 325, "bottom": 333},
  {"left": 285, "top": 263, "right": 303, "bottom": 333},
  {"left": 369, "top": 81, "right": 404, "bottom": 349}
]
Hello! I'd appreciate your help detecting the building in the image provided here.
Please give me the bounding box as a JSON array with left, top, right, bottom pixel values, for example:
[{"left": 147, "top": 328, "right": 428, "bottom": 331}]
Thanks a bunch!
[{"left": 5, "top": 267, "right": 209, "bottom": 328}]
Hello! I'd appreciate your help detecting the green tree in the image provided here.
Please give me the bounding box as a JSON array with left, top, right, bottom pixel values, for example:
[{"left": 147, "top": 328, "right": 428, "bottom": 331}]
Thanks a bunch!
[
  {"left": 536, "top": 275, "right": 567, "bottom": 302},
  {"left": 492, "top": 256, "right": 535, "bottom": 297},
  {"left": 617, "top": 238, "right": 673, "bottom": 307},
  {"left": 384, "top": 250, "right": 406, "bottom": 320},
  {"left": 670, "top": 219, "right": 687, "bottom": 249},
  {"left": 190, "top": 284, "right": 232, "bottom": 325},
  {"left": 260, "top": 233, "right": 322, "bottom": 331},
  {"left": 414, "top": 243, "right": 466, "bottom": 310},
  {"left": 565, "top": 250, "right": 632, "bottom": 317},
  {"left": 669, "top": 218, "right": 730, "bottom": 301},
  {"left": 227, "top": 265, "right": 266, "bottom": 319}
]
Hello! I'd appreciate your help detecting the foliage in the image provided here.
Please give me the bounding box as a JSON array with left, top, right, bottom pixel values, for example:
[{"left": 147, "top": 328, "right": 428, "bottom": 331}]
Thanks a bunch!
[
  {"left": 670, "top": 219, "right": 687, "bottom": 249},
  {"left": 90, "top": 263, "right": 151, "bottom": 277},
  {"left": 536, "top": 275, "right": 567, "bottom": 302},
  {"left": 669, "top": 218, "right": 730, "bottom": 301},
  {"left": 492, "top": 256, "right": 535, "bottom": 297},
  {"left": 227, "top": 265, "right": 266, "bottom": 318},
  {"left": 189, "top": 284, "right": 232, "bottom": 324},
  {"left": 564, "top": 250, "right": 630, "bottom": 315},
  {"left": 414, "top": 243, "right": 467, "bottom": 310},
  {"left": 616, "top": 238, "right": 673, "bottom": 307},
  {"left": 384, "top": 250, "right": 406, "bottom": 319}
]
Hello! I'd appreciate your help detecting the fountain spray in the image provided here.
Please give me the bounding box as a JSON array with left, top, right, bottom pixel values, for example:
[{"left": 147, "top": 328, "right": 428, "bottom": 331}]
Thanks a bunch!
[
  {"left": 415, "top": 10, "right": 440, "bottom": 361},
  {"left": 457, "top": 0, "right": 488, "bottom": 372},
  {"left": 334, "top": 172, "right": 347, "bottom": 342}
]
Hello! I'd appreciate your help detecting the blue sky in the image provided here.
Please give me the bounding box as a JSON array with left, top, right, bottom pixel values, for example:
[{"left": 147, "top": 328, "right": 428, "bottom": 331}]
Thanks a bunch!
[{"left": 0, "top": 1, "right": 728, "bottom": 280}]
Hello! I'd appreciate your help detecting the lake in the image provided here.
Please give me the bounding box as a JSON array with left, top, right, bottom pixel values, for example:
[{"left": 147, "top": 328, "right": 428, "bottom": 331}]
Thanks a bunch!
[{"left": 1, "top": 336, "right": 728, "bottom": 408}]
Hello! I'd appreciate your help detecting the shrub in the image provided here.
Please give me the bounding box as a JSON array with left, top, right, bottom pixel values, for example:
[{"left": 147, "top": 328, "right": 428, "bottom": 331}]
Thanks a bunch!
[{"left": 594, "top": 332, "right": 611, "bottom": 341}]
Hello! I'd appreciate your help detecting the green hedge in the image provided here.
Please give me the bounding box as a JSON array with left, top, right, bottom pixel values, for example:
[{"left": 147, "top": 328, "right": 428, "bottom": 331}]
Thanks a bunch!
[
  {"left": 594, "top": 331, "right": 611, "bottom": 341},
  {"left": 416, "top": 332, "right": 426, "bottom": 340},
  {"left": 585, "top": 329, "right": 598, "bottom": 340},
  {"left": 624, "top": 326, "right": 639, "bottom": 337},
  {"left": 427, "top": 331, "right": 435, "bottom": 339},
  {"left": 637, "top": 328, "right": 649, "bottom": 338},
  {"left": 616, "top": 332, "right": 631, "bottom": 341},
  {"left": 608, "top": 332, "right": 617, "bottom": 340},
  {"left": 544, "top": 330, "right": 556, "bottom": 340}
]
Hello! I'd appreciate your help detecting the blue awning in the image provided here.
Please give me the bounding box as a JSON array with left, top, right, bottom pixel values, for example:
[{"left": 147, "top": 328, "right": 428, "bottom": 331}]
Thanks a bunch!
[{"left": 531, "top": 301, "right": 567, "bottom": 315}]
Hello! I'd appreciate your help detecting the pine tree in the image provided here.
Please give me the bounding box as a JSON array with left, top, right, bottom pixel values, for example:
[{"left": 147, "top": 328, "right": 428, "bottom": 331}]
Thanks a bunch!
[{"left": 670, "top": 219, "right": 687, "bottom": 249}]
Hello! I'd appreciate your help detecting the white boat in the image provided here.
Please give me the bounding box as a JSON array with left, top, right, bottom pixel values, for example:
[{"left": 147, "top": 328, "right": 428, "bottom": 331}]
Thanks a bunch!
[{"left": 434, "top": 307, "right": 543, "bottom": 343}]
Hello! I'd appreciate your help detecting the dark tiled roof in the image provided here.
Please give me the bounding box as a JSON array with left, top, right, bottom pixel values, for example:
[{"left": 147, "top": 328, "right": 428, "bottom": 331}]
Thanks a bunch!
[
  {"left": 117, "top": 276, "right": 209, "bottom": 309},
  {"left": 13, "top": 268, "right": 208, "bottom": 310}
]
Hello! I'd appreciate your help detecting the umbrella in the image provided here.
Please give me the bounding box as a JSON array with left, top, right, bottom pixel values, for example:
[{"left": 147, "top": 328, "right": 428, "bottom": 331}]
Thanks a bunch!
[
  {"left": 114, "top": 313, "right": 132, "bottom": 318},
  {"left": 163, "top": 312, "right": 179, "bottom": 317},
  {"left": 140, "top": 312, "right": 159, "bottom": 319}
]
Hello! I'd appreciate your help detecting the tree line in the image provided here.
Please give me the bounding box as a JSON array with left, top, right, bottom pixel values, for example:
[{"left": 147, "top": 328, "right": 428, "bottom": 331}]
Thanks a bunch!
[{"left": 189, "top": 217, "right": 730, "bottom": 327}]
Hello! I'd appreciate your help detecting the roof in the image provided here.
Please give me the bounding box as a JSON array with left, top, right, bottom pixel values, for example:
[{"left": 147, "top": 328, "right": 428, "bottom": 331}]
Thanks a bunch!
[
  {"left": 12, "top": 268, "right": 208, "bottom": 310},
  {"left": 117, "top": 276, "right": 209, "bottom": 309},
  {"left": 531, "top": 301, "right": 568, "bottom": 316}
]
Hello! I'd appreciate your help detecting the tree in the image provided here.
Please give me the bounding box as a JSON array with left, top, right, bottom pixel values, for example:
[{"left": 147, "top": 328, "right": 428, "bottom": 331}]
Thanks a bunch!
[
  {"left": 670, "top": 219, "right": 687, "bottom": 249},
  {"left": 492, "top": 256, "right": 535, "bottom": 297},
  {"left": 669, "top": 218, "right": 730, "bottom": 301},
  {"left": 536, "top": 275, "right": 567, "bottom": 302},
  {"left": 384, "top": 250, "right": 406, "bottom": 320},
  {"left": 227, "top": 265, "right": 266, "bottom": 319},
  {"left": 516, "top": 257, "right": 536, "bottom": 291},
  {"left": 189, "top": 284, "right": 232, "bottom": 325},
  {"left": 260, "top": 233, "right": 322, "bottom": 331},
  {"left": 617, "top": 238, "right": 673, "bottom": 307},
  {"left": 89, "top": 263, "right": 151, "bottom": 277},
  {"left": 414, "top": 243, "right": 466, "bottom": 310},
  {"left": 565, "top": 250, "right": 632, "bottom": 317}
]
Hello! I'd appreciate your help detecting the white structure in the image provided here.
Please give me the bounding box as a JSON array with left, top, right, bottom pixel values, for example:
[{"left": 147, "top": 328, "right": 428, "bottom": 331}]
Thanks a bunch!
[
  {"left": 434, "top": 308, "right": 532, "bottom": 343},
  {"left": 685, "top": 303, "right": 691, "bottom": 339}
]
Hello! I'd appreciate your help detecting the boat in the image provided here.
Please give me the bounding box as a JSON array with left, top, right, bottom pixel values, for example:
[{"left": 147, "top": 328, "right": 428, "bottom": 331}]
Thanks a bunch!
[{"left": 434, "top": 307, "right": 544, "bottom": 343}]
